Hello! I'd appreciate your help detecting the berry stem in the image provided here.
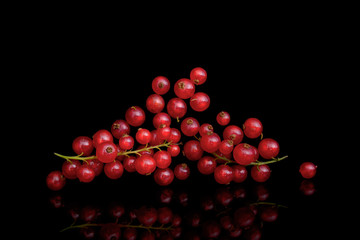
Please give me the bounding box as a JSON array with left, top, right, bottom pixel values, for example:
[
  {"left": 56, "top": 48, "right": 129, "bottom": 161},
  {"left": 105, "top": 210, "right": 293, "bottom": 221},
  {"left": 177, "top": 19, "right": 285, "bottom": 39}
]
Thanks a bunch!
[
  {"left": 60, "top": 222, "right": 173, "bottom": 232},
  {"left": 211, "top": 153, "right": 288, "bottom": 166}
]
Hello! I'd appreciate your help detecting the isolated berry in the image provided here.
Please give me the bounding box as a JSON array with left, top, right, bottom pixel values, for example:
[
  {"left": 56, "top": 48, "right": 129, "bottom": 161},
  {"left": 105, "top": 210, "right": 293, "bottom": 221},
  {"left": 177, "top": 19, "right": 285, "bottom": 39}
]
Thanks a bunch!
[
  {"left": 46, "top": 171, "right": 66, "bottom": 191},
  {"left": 146, "top": 94, "right": 165, "bottom": 113},
  {"left": 216, "top": 111, "right": 230, "bottom": 126},
  {"left": 76, "top": 165, "right": 96, "bottom": 183},
  {"left": 223, "top": 125, "right": 243, "bottom": 145},
  {"left": 134, "top": 155, "right": 157, "bottom": 175},
  {"left": 190, "top": 92, "right": 210, "bottom": 112},
  {"left": 152, "top": 76, "right": 170, "bottom": 95},
  {"left": 93, "top": 129, "right": 113, "bottom": 148},
  {"left": 104, "top": 160, "right": 124, "bottom": 179},
  {"left": 174, "top": 78, "right": 195, "bottom": 99},
  {"left": 111, "top": 119, "right": 130, "bottom": 139},
  {"left": 72, "top": 136, "right": 94, "bottom": 156},
  {"left": 200, "top": 132, "right": 221, "bottom": 153},
  {"left": 174, "top": 163, "right": 190, "bottom": 180},
  {"left": 243, "top": 118, "right": 263, "bottom": 139},
  {"left": 96, "top": 142, "right": 118, "bottom": 163},
  {"left": 167, "top": 97, "right": 187, "bottom": 120},
  {"left": 258, "top": 138, "right": 280, "bottom": 159},
  {"left": 190, "top": 67, "right": 207, "bottom": 85},
  {"left": 233, "top": 143, "right": 257, "bottom": 165},
  {"left": 214, "top": 165, "right": 234, "bottom": 184},
  {"left": 154, "top": 168, "right": 174, "bottom": 186},
  {"left": 180, "top": 117, "right": 200, "bottom": 136},
  {"left": 251, "top": 164, "right": 271, "bottom": 182},
  {"left": 299, "top": 162, "right": 317, "bottom": 179},
  {"left": 125, "top": 106, "right": 146, "bottom": 127}
]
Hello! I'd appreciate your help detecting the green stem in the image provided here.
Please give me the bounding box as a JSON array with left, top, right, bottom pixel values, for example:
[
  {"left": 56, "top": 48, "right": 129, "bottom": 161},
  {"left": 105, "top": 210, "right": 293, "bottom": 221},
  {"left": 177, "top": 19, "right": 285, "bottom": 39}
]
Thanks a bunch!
[
  {"left": 249, "top": 201, "right": 288, "bottom": 208},
  {"left": 211, "top": 153, "right": 288, "bottom": 166},
  {"left": 60, "top": 222, "right": 173, "bottom": 232}
]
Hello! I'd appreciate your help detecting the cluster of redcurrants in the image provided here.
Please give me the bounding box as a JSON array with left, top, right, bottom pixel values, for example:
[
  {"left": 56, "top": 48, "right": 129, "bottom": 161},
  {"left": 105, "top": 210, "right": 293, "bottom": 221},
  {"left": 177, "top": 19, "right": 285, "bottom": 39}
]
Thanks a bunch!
[{"left": 46, "top": 67, "right": 317, "bottom": 191}]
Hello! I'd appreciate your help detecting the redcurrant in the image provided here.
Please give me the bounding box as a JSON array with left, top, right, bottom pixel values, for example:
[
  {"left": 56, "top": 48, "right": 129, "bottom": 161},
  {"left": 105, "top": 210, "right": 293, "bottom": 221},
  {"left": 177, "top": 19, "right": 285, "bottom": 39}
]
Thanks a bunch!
[
  {"left": 167, "top": 144, "right": 180, "bottom": 157},
  {"left": 197, "top": 156, "right": 217, "bottom": 175},
  {"left": 152, "top": 76, "right": 170, "bottom": 95},
  {"left": 153, "top": 150, "right": 172, "bottom": 169},
  {"left": 87, "top": 159, "right": 104, "bottom": 176},
  {"left": 153, "top": 112, "right": 171, "bottom": 129},
  {"left": 232, "top": 165, "right": 248, "bottom": 183},
  {"left": 199, "top": 123, "right": 214, "bottom": 136},
  {"left": 104, "top": 160, "right": 124, "bottom": 179},
  {"left": 46, "top": 170, "right": 66, "bottom": 191},
  {"left": 190, "top": 67, "right": 207, "bottom": 85},
  {"left": 190, "top": 92, "right": 210, "bottom": 112},
  {"left": 223, "top": 125, "right": 244, "bottom": 145},
  {"left": 62, "top": 160, "right": 81, "bottom": 179},
  {"left": 167, "top": 97, "right": 187, "bottom": 120},
  {"left": 180, "top": 117, "right": 200, "bottom": 136},
  {"left": 200, "top": 132, "right": 221, "bottom": 153},
  {"left": 174, "top": 78, "right": 195, "bottom": 99},
  {"left": 93, "top": 129, "right": 113, "bottom": 148},
  {"left": 174, "top": 163, "right": 190, "bottom": 180},
  {"left": 96, "top": 142, "right": 118, "bottom": 163},
  {"left": 243, "top": 118, "right": 263, "bottom": 139},
  {"left": 183, "top": 140, "right": 204, "bottom": 161},
  {"left": 154, "top": 168, "right": 174, "bottom": 186},
  {"left": 157, "top": 125, "right": 171, "bottom": 142},
  {"left": 125, "top": 106, "right": 146, "bottom": 127},
  {"left": 76, "top": 164, "right": 96, "bottom": 183},
  {"left": 119, "top": 134, "right": 134, "bottom": 150},
  {"left": 216, "top": 111, "right": 231, "bottom": 126},
  {"left": 299, "top": 162, "right": 317, "bottom": 179},
  {"left": 214, "top": 164, "right": 234, "bottom": 184},
  {"left": 146, "top": 94, "right": 165, "bottom": 113},
  {"left": 251, "top": 164, "right": 271, "bottom": 182},
  {"left": 72, "top": 136, "right": 94, "bottom": 156},
  {"left": 218, "top": 139, "right": 234, "bottom": 155},
  {"left": 167, "top": 128, "right": 181, "bottom": 143},
  {"left": 233, "top": 143, "right": 257, "bottom": 165},
  {"left": 111, "top": 119, "right": 130, "bottom": 139},
  {"left": 134, "top": 155, "right": 157, "bottom": 175},
  {"left": 258, "top": 138, "right": 280, "bottom": 159},
  {"left": 135, "top": 128, "right": 152, "bottom": 145},
  {"left": 123, "top": 156, "right": 137, "bottom": 173}
]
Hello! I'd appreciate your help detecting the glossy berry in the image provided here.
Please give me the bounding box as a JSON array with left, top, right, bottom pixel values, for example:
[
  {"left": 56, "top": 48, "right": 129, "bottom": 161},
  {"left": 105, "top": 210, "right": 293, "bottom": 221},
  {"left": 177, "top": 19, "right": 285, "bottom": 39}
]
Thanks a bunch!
[
  {"left": 200, "top": 132, "right": 221, "bottom": 153},
  {"left": 153, "top": 150, "right": 172, "bottom": 169},
  {"left": 180, "top": 117, "right": 200, "bottom": 136},
  {"left": 167, "top": 97, "right": 187, "bottom": 120},
  {"left": 216, "top": 111, "right": 230, "bottom": 126},
  {"left": 104, "top": 160, "right": 124, "bottom": 179},
  {"left": 125, "top": 106, "right": 146, "bottom": 127},
  {"left": 87, "top": 159, "right": 104, "bottom": 176},
  {"left": 197, "top": 156, "right": 217, "bottom": 175},
  {"left": 243, "top": 118, "right": 263, "bottom": 139},
  {"left": 223, "top": 125, "right": 244, "bottom": 145},
  {"left": 154, "top": 168, "right": 174, "bottom": 186},
  {"left": 219, "top": 139, "right": 234, "bottom": 155},
  {"left": 134, "top": 155, "right": 156, "bottom": 175},
  {"left": 96, "top": 142, "right": 118, "bottom": 163},
  {"left": 62, "top": 160, "right": 81, "bottom": 179},
  {"left": 233, "top": 143, "right": 257, "bottom": 165},
  {"left": 168, "top": 128, "right": 181, "bottom": 143},
  {"left": 46, "top": 171, "right": 66, "bottom": 191},
  {"left": 183, "top": 140, "right": 203, "bottom": 161},
  {"left": 174, "top": 163, "right": 190, "bottom": 180},
  {"left": 111, "top": 119, "right": 130, "bottom": 139},
  {"left": 174, "top": 78, "right": 195, "bottom": 99},
  {"left": 167, "top": 144, "right": 180, "bottom": 157},
  {"left": 251, "top": 164, "right": 271, "bottom": 182},
  {"left": 152, "top": 76, "right": 170, "bottom": 95},
  {"left": 76, "top": 165, "right": 96, "bottom": 183},
  {"left": 157, "top": 125, "right": 171, "bottom": 142},
  {"left": 93, "top": 129, "right": 113, "bottom": 148},
  {"left": 153, "top": 112, "right": 171, "bottom": 129},
  {"left": 118, "top": 134, "right": 134, "bottom": 150},
  {"left": 149, "top": 129, "right": 161, "bottom": 146},
  {"left": 135, "top": 128, "right": 152, "bottom": 145},
  {"left": 190, "top": 67, "right": 207, "bottom": 85},
  {"left": 72, "top": 136, "right": 94, "bottom": 156},
  {"left": 123, "top": 156, "right": 137, "bottom": 173},
  {"left": 232, "top": 165, "right": 248, "bottom": 183},
  {"left": 258, "top": 138, "right": 280, "bottom": 159},
  {"left": 299, "top": 162, "right": 317, "bottom": 179},
  {"left": 190, "top": 92, "right": 210, "bottom": 112},
  {"left": 214, "top": 165, "right": 234, "bottom": 184},
  {"left": 146, "top": 94, "right": 165, "bottom": 113},
  {"left": 199, "top": 123, "right": 214, "bottom": 136}
]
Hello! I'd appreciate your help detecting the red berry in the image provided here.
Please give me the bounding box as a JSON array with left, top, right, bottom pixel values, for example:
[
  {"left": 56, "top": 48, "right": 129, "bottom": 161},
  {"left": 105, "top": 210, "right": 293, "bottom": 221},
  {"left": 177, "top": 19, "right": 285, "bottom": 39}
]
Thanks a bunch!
[
  {"left": 149, "top": 129, "right": 161, "bottom": 146},
  {"left": 135, "top": 128, "right": 152, "bottom": 145},
  {"left": 154, "top": 168, "right": 174, "bottom": 186},
  {"left": 174, "top": 78, "right": 195, "bottom": 99},
  {"left": 232, "top": 165, "right": 248, "bottom": 183},
  {"left": 197, "top": 156, "right": 217, "bottom": 175},
  {"left": 152, "top": 76, "right": 170, "bottom": 95},
  {"left": 76, "top": 164, "right": 96, "bottom": 183},
  {"left": 123, "top": 156, "right": 137, "bottom": 173},
  {"left": 153, "top": 150, "right": 172, "bottom": 169},
  {"left": 104, "top": 160, "right": 124, "bottom": 179},
  {"left": 157, "top": 207, "right": 173, "bottom": 225},
  {"left": 300, "top": 180, "right": 316, "bottom": 195},
  {"left": 111, "top": 119, "right": 130, "bottom": 139},
  {"left": 134, "top": 155, "right": 156, "bottom": 175},
  {"left": 167, "top": 128, "right": 181, "bottom": 143},
  {"left": 219, "top": 139, "right": 234, "bottom": 155},
  {"left": 153, "top": 112, "right": 171, "bottom": 129},
  {"left": 200, "top": 132, "right": 221, "bottom": 153},
  {"left": 251, "top": 164, "right": 271, "bottom": 182},
  {"left": 136, "top": 206, "right": 158, "bottom": 226},
  {"left": 87, "top": 159, "right": 104, "bottom": 176},
  {"left": 243, "top": 118, "right": 263, "bottom": 139},
  {"left": 190, "top": 67, "right": 207, "bottom": 85},
  {"left": 216, "top": 111, "right": 231, "bottom": 126},
  {"left": 62, "top": 160, "right": 81, "bottom": 179},
  {"left": 233, "top": 143, "right": 257, "bottom": 165},
  {"left": 199, "top": 123, "right": 214, "bottom": 136},
  {"left": 96, "top": 142, "right": 118, "bottom": 163},
  {"left": 157, "top": 125, "right": 171, "bottom": 142},
  {"left": 183, "top": 140, "right": 203, "bottom": 161},
  {"left": 299, "top": 162, "right": 317, "bottom": 179},
  {"left": 214, "top": 165, "right": 234, "bottom": 184},
  {"left": 174, "top": 163, "right": 190, "bottom": 180},
  {"left": 260, "top": 206, "right": 278, "bottom": 222},
  {"left": 125, "top": 106, "right": 146, "bottom": 127},
  {"left": 93, "top": 129, "right": 113, "bottom": 148},
  {"left": 258, "top": 138, "right": 280, "bottom": 159},
  {"left": 167, "top": 144, "right": 180, "bottom": 157},
  {"left": 146, "top": 94, "right": 165, "bottom": 113},
  {"left": 223, "top": 125, "right": 244, "bottom": 145},
  {"left": 167, "top": 97, "right": 187, "bottom": 120},
  {"left": 119, "top": 134, "right": 134, "bottom": 150},
  {"left": 46, "top": 171, "right": 66, "bottom": 191},
  {"left": 234, "top": 207, "right": 255, "bottom": 228},
  {"left": 72, "top": 136, "right": 94, "bottom": 156},
  {"left": 180, "top": 117, "right": 200, "bottom": 136},
  {"left": 190, "top": 92, "right": 210, "bottom": 112}
]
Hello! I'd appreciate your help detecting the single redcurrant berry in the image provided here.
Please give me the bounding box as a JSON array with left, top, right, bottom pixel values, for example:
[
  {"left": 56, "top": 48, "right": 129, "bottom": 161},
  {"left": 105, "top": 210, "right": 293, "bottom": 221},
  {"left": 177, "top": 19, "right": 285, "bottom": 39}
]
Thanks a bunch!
[
  {"left": 174, "top": 78, "right": 195, "bottom": 99},
  {"left": 258, "top": 138, "right": 280, "bottom": 159},
  {"left": 157, "top": 125, "right": 171, "bottom": 142},
  {"left": 154, "top": 168, "right": 174, "bottom": 186},
  {"left": 223, "top": 125, "right": 244, "bottom": 145},
  {"left": 76, "top": 164, "right": 96, "bottom": 183},
  {"left": 251, "top": 164, "right": 271, "bottom": 182},
  {"left": 214, "top": 165, "right": 234, "bottom": 184},
  {"left": 243, "top": 118, "right": 263, "bottom": 139},
  {"left": 152, "top": 76, "right": 170, "bottom": 95},
  {"left": 197, "top": 156, "right": 217, "bottom": 175},
  {"left": 119, "top": 134, "right": 134, "bottom": 150},
  {"left": 146, "top": 94, "right": 165, "bottom": 113},
  {"left": 167, "top": 144, "right": 181, "bottom": 157},
  {"left": 153, "top": 112, "right": 171, "bottom": 129},
  {"left": 190, "top": 67, "right": 207, "bottom": 85},
  {"left": 62, "top": 160, "right": 81, "bottom": 179},
  {"left": 104, "top": 160, "right": 124, "bottom": 179},
  {"left": 180, "top": 117, "right": 200, "bottom": 136},
  {"left": 96, "top": 142, "right": 118, "bottom": 163},
  {"left": 111, "top": 119, "right": 130, "bottom": 139},
  {"left": 299, "top": 162, "right": 317, "bottom": 179},
  {"left": 87, "top": 159, "right": 104, "bottom": 176},
  {"left": 149, "top": 129, "right": 161, "bottom": 146},
  {"left": 135, "top": 155, "right": 157, "bottom": 175},
  {"left": 233, "top": 143, "right": 257, "bottom": 165},
  {"left": 183, "top": 140, "right": 203, "bottom": 161},
  {"left": 135, "top": 128, "right": 152, "bottom": 145},
  {"left": 219, "top": 139, "right": 234, "bottom": 155},
  {"left": 216, "top": 111, "right": 230, "bottom": 126},
  {"left": 72, "top": 136, "right": 94, "bottom": 156},
  {"left": 93, "top": 129, "right": 113, "bottom": 148},
  {"left": 199, "top": 123, "right": 214, "bottom": 136},
  {"left": 232, "top": 165, "right": 248, "bottom": 183},
  {"left": 153, "top": 150, "right": 172, "bottom": 169},
  {"left": 125, "top": 106, "right": 146, "bottom": 127},
  {"left": 260, "top": 206, "right": 279, "bottom": 222},
  {"left": 46, "top": 171, "right": 66, "bottom": 191},
  {"left": 190, "top": 92, "right": 210, "bottom": 112},
  {"left": 200, "top": 132, "right": 221, "bottom": 153},
  {"left": 167, "top": 128, "right": 181, "bottom": 143},
  {"left": 123, "top": 156, "right": 137, "bottom": 172},
  {"left": 174, "top": 163, "right": 190, "bottom": 180},
  {"left": 167, "top": 97, "right": 187, "bottom": 120}
]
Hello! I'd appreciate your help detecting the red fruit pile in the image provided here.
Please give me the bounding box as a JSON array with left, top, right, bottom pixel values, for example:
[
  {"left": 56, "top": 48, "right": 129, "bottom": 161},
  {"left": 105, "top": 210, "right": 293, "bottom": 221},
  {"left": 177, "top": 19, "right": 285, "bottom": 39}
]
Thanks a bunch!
[{"left": 47, "top": 67, "right": 317, "bottom": 191}]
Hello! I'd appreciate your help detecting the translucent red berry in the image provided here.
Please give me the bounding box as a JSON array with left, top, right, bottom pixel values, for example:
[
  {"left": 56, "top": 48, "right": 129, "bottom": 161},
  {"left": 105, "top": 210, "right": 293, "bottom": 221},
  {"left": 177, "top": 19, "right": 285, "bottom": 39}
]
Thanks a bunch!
[
  {"left": 190, "top": 67, "right": 207, "bottom": 85},
  {"left": 157, "top": 125, "right": 171, "bottom": 142},
  {"left": 111, "top": 119, "right": 130, "bottom": 139},
  {"left": 62, "top": 160, "right": 81, "bottom": 179},
  {"left": 104, "top": 160, "right": 124, "bottom": 179},
  {"left": 183, "top": 140, "right": 203, "bottom": 161},
  {"left": 146, "top": 94, "right": 165, "bottom": 113},
  {"left": 153, "top": 150, "right": 172, "bottom": 169},
  {"left": 119, "top": 134, "right": 134, "bottom": 150},
  {"left": 96, "top": 142, "right": 118, "bottom": 163},
  {"left": 167, "top": 128, "right": 181, "bottom": 143},
  {"left": 135, "top": 128, "right": 152, "bottom": 145},
  {"left": 199, "top": 123, "right": 214, "bottom": 136},
  {"left": 167, "top": 144, "right": 180, "bottom": 157},
  {"left": 76, "top": 164, "right": 96, "bottom": 183},
  {"left": 154, "top": 168, "right": 174, "bottom": 186},
  {"left": 123, "top": 156, "right": 137, "bottom": 173},
  {"left": 167, "top": 97, "right": 187, "bottom": 120},
  {"left": 299, "top": 162, "right": 317, "bottom": 179},
  {"left": 125, "top": 106, "right": 146, "bottom": 127},
  {"left": 93, "top": 129, "right": 113, "bottom": 148},
  {"left": 214, "top": 164, "right": 234, "bottom": 184},
  {"left": 190, "top": 92, "right": 210, "bottom": 112},
  {"left": 180, "top": 117, "right": 200, "bottom": 136},
  {"left": 46, "top": 170, "right": 66, "bottom": 191},
  {"left": 72, "top": 136, "right": 94, "bottom": 156},
  {"left": 258, "top": 138, "right": 280, "bottom": 159},
  {"left": 223, "top": 125, "right": 244, "bottom": 145},
  {"left": 134, "top": 155, "right": 157, "bottom": 175},
  {"left": 197, "top": 156, "right": 217, "bottom": 175},
  {"left": 243, "top": 118, "right": 263, "bottom": 139},
  {"left": 174, "top": 163, "right": 190, "bottom": 180},
  {"left": 152, "top": 76, "right": 170, "bottom": 95},
  {"left": 232, "top": 165, "right": 248, "bottom": 183},
  {"left": 219, "top": 139, "right": 234, "bottom": 155},
  {"left": 233, "top": 143, "right": 257, "bottom": 165},
  {"left": 216, "top": 111, "right": 230, "bottom": 126},
  {"left": 200, "top": 132, "right": 221, "bottom": 153},
  {"left": 174, "top": 78, "right": 195, "bottom": 99},
  {"left": 251, "top": 164, "right": 271, "bottom": 182},
  {"left": 153, "top": 112, "right": 171, "bottom": 129},
  {"left": 87, "top": 159, "right": 104, "bottom": 176}
]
